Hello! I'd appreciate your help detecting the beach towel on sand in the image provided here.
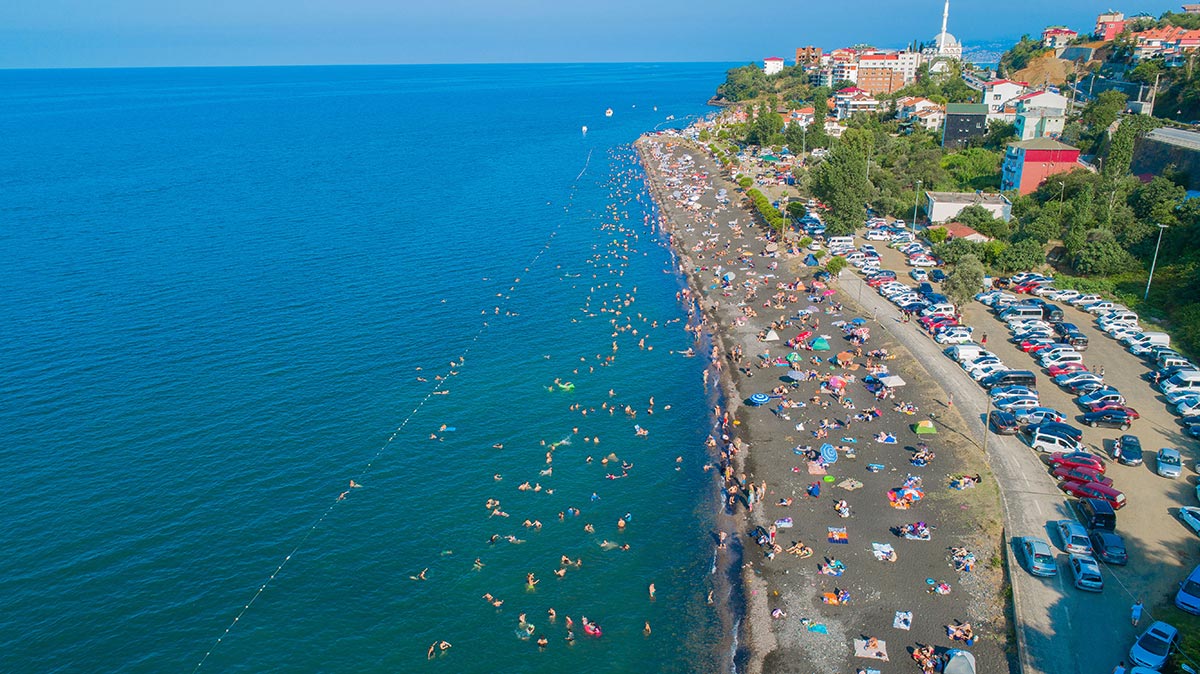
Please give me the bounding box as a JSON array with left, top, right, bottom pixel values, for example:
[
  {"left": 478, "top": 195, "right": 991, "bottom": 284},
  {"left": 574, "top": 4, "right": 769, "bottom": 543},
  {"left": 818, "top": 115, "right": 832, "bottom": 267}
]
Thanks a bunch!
[
  {"left": 837, "top": 478, "right": 864, "bottom": 491},
  {"left": 853, "top": 638, "right": 889, "bottom": 660},
  {"left": 872, "top": 543, "right": 896, "bottom": 561},
  {"left": 893, "top": 611, "right": 913, "bottom": 630},
  {"left": 807, "top": 461, "right": 827, "bottom": 475},
  {"left": 827, "top": 527, "right": 848, "bottom": 544}
]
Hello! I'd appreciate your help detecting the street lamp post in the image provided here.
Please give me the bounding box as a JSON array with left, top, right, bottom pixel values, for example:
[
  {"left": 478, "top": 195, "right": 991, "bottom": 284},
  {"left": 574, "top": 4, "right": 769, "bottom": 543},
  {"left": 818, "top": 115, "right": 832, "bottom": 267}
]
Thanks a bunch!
[
  {"left": 1144, "top": 223, "right": 1169, "bottom": 301},
  {"left": 1056, "top": 181, "right": 1066, "bottom": 224},
  {"left": 912, "top": 180, "right": 923, "bottom": 235}
]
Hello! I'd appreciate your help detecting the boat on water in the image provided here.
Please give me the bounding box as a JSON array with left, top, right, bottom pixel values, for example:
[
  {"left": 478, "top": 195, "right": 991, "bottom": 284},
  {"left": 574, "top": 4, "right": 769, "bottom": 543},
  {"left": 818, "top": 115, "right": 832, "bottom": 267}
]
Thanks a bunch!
[
  {"left": 605, "top": 108, "right": 613, "bottom": 117},
  {"left": 582, "top": 125, "right": 588, "bottom": 134},
  {"left": 666, "top": 115, "right": 675, "bottom": 120}
]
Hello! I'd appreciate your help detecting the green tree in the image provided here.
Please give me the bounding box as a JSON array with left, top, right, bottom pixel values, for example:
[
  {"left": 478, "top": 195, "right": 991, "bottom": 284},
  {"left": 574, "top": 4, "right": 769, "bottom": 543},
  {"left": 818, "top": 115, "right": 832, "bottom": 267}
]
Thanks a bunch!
[
  {"left": 716, "top": 65, "right": 769, "bottom": 102},
  {"left": 787, "top": 201, "right": 808, "bottom": 219},
  {"left": 943, "top": 254, "right": 985, "bottom": 306},
  {"left": 811, "top": 140, "right": 870, "bottom": 235},
  {"left": 980, "top": 120, "right": 1017, "bottom": 151},
  {"left": 1104, "top": 114, "right": 1162, "bottom": 177},
  {"left": 826, "top": 256, "right": 848, "bottom": 277},
  {"left": 933, "top": 237, "right": 986, "bottom": 265},
  {"left": 1128, "top": 59, "right": 1164, "bottom": 84},
  {"left": 954, "top": 204, "right": 1012, "bottom": 240},
  {"left": 941, "top": 148, "right": 1002, "bottom": 190},
  {"left": 748, "top": 107, "right": 784, "bottom": 145},
  {"left": 1131, "top": 176, "right": 1186, "bottom": 227},
  {"left": 1081, "top": 90, "right": 1128, "bottom": 132},
  {"left": 1072, "top": 229, "right": 1139, "bottom": 275},
  {"left": 995, "top": 238, "right": 1046, "bottom": 272},
  {"left": 928, "top": 227, "right": 949, "bottom": 244},
  {"left": 999, "top": 35, "right": 1049, "bottom": 74},
  {"left": 1017, "top": 214, "right": 1063, "bottom": 244}
]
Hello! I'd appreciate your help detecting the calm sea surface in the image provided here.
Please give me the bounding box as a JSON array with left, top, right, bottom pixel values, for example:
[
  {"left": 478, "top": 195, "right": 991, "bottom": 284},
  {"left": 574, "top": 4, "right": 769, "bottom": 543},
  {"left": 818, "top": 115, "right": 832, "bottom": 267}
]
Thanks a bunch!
[{"left": 0, "top": 63, "right": 731, "bottom": 672}]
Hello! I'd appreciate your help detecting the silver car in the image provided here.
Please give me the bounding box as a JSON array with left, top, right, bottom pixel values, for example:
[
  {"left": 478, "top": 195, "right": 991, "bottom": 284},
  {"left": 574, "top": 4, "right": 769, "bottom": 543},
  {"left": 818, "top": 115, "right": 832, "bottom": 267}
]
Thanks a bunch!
[
  {"left": 1069, "top": 553, "right": 1103, "bottom": 592},
  {"left": 1021, "top": 537, "right": 1057, "bottom": 577},
  {"left": 1057, "top": 520, "right": 1092, "bottom": 555},
  {"left": 1157, "top": 448, "right": 1183, "bottom": 479}
]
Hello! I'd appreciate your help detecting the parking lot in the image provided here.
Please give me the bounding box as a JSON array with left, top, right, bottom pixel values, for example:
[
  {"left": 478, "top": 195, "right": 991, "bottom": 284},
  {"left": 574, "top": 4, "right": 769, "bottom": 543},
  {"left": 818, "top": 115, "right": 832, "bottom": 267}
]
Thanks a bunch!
[{"left": 839, "top": 237, "right": 1200, "bottom": 674}]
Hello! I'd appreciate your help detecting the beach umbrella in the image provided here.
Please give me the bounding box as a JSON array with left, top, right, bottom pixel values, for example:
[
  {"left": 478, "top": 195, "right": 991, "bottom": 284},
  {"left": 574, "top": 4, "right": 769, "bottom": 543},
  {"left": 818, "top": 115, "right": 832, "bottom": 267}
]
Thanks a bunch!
[
  {"left": 879, "top": 375, "right": 906, "bottom": 388},
  {"left": 836, "top": 351, "right": 854, "bottom": 362},
  {"left": 811, "top": 281, "right": 826, "bottom": 289},
  {"left": 786, "top": 370, "right": 806, "bottom": 381},
  {"left": 795, "top": 330, "right": 813, "bottom": 341},
  {"left": 819, "top": 443, "right": 838, "bottom": 464},
  {"left": 765, "top": 243, "right": 778, "bottom": 253},
  {"left": 914, "top": 419, "right": 938, "bottom": 434},
  {"left": 829, "top": 376, "right": 846, "bottom": 389},
  {"left": 822, "top": 289, "right": 836, "bottom": 296},
  {"left": 749, "top": 393, "right": 770, "bottom": 406},
  {"left": 851, "top": 318, "right": 866, "bottom": 325},
  {"left": 723, "top": 272, "right": 736, "bottom": 281}
]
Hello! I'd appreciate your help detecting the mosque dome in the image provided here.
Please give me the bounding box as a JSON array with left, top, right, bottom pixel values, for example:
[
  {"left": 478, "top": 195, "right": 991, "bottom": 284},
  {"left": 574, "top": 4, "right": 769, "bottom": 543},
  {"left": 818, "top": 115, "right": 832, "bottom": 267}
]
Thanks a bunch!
[{"left": 932, "top": 31, "right": 960, "bottom": 49}]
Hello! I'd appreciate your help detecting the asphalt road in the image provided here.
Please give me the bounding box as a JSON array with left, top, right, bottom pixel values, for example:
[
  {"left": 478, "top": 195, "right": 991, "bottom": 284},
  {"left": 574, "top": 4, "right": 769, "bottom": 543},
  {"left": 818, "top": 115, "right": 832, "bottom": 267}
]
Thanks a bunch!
[{"left": 840, "top": 240, "right": 1200, "bottom": 674}]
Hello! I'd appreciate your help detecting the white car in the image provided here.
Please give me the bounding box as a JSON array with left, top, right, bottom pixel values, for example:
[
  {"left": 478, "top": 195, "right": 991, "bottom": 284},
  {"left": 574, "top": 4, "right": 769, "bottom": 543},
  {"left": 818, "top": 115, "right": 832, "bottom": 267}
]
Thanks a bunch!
[
  {"left": 909, "top": 257, "right": 938, "bottom": 268},
  {"left": 1069, "top": 294, "right": 1102, "bottom": 307},
  {"left": 1083, "top": 301, "right": 1117, "bottom": 315},
  {"left": 965, "top": 358, "right": 1003, "bottom": 374},
  {"left": 1105, "top": 324, "right": 1141, "bottom": 339},
  {"left": 1164, "top": 390, "right": 1200, "bottom": 406},
  {"left": 1007, "top": 319, "right": 1051, "bottom": 332},
  {"left": 910, "top": 269, "right": 928, "bottom": 281},
  {"left": 1033, "top": 286, "right": 1059, "bottom": 297},
  {"left": 1050, "top": 289, "right": 1081, "bottom": 302},
  {"left": 936, "top": 330, "right": 974, "bottom": 345},
  {"left": 971, "top": 363, "right": 1011, "bottom": 381},
  {"left": 865, "top": 229, "right": 890, "bottom": 241},
  {"left": 1176, "top": 398, "right": 1200, "bottom": 417},
  {"left": 1180, "top": 507, "right": 1200, "bottom": 537},
  {"left": 995, "top": 396, "right": 1041, "bottom": 411}
]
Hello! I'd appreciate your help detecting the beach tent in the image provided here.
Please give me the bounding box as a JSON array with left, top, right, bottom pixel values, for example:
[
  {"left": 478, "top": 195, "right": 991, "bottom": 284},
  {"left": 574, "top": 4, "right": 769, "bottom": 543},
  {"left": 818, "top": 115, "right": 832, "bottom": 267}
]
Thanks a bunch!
[
  {"left": 879, "top": 375, "right": 906, "bottom": 388},
  {"left": 763, "top": 329, "right": 780, "bottom": 342},
  {"left": 804, "top": 254, "right": 819, "bottom": 266},
  {"left": 811, "top": 337, "right": 831, "bottom": 351},
  {"left": 943, "top": 650, "right": 977, "bottom": 674},
  {"left": 785, "top": 352, "right": 803, "bottom": 363},
  {"left": 914, "top": 419, "right": 938, "bottom": 435}
]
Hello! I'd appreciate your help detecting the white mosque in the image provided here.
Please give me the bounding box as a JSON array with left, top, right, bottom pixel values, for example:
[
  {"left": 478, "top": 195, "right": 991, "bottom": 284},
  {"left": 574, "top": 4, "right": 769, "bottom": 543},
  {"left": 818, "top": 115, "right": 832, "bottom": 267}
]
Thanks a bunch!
[{"left": 925, "top": 0, "right": 962, "bottom": 72}]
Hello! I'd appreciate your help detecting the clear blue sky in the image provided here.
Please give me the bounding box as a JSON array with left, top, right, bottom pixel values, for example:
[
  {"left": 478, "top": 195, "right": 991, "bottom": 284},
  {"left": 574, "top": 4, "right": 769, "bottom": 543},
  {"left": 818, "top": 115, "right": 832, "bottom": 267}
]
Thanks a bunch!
[{"left": 0, "top": 0, "right": 1184, "bottom": 68}]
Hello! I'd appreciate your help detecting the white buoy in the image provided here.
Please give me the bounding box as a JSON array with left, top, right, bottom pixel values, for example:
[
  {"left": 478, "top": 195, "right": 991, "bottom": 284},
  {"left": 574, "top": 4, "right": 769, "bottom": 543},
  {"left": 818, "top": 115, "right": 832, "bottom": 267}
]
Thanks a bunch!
[{"left": 582, "top": 125, "right": 588, "bottom": 134}]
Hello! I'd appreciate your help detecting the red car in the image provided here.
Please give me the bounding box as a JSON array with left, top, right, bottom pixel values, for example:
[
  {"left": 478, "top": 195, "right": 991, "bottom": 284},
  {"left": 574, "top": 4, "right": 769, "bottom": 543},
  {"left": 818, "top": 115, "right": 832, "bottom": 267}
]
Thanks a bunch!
[
  {"left": 1087, "top": 403, "right": 1140, "bottom": 419},
  {"left": 1051, "top": 465, "right": 1114, "bottom": 487},
  {"left": 866, "top": 275, "right": 896, "bottom": 287},
  {"left": 1013, "top": 281, "right": 1048, "bottom": 293},
  {"left": 1047, "top": 362, "right": 1089, "bottom": 377},
  {"left": 1027, "top": 342, "right": 1067, "bottom": 355},
  {"left": 1047, "top": 451, "right": 1106, "bottom": 474},
  {"left": 919, "top": 315, "right": 957, "bottom": 330},
  {"left": 1020, "top": 339, "right": 1056, "bottom": 352},
  {"left": 1060, "top": 481, "right": 1126, "bottom": 510}
]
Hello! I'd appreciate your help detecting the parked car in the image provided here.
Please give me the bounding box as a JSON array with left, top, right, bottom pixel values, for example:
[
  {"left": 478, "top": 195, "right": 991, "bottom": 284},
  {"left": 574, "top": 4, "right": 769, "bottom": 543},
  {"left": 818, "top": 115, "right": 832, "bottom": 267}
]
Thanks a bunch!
[
  {"left": 1069, "top": 553, "right": 1104, "bottom": 591},
  {"left": 1109, "top": 435, "right": 1144, "bottom": 466},
  {"left": 1065, "top": 378, "right": 1108, "bottom": 395},
  {"left": 1088, "top": 530, "right": 1128, "bottom": 565},
  {"left": 1157, "top": 448, "right": 1183, "bottom": 479},
  {"left": 1087, "top": 403, "right": 1139, "bottom": 419},
  {"left": 988, "top": 410, "right": 1020, "bottom": 434},
  {"left": 1054, "top": 372, "right": 1101, "bottom": 387},
  {"left": 929, "top": 269, "right": 946, "bottom": 282},
  {"left": 1016, "top": 407, "right": 1066, "bottom": 425},
  {"left": 1056, "top": 519, "right": 1093, "bottom": 555},
  {"left": 1048, "top": 452, "right": 1106, "bottom": 473},
  {"left": 1128, "top": 621, "right": 1179, "bottom": 670},
  {"left": 1180, "top": 506, "right": 1200, "bottom": 536},
  {"left": 1020, "top": 537, "right": 1058, "bottom": 577},
  {"left": 1052, "top": 465, "right": 1114, "bottom": 487},
  {"left": 1028, "top": 421, "right": 1084, "bottom": 442},
  {"left": 1077, "top": 389, "right": 1125, "bottom": 408},
  {"left": 994, "top": 396, "right": 1040, "bottom": 411},
  {"left": 1047, "top": 362, "right": 1088, "bottom": 377},
  {"left": 1060, "top": 481, "right": 1126, "bottom": 510},
  {"left": 1175, "top": 564, "right": 1200, "bottom": 614},
  {"left": 1080, "top": 410, "right": 1134, "bottom": 430}
]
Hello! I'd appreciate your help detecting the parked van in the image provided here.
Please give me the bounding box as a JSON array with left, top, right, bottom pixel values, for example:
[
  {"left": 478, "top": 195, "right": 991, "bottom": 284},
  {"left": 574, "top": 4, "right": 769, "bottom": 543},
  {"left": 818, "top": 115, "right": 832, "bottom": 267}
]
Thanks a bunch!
[
  {"left": 1076, "top": 497, "right": 1116, "bottom": 532},
  {"left": 1159, "top": 354, "right": 1193, "bottom": 371},
  {"left": 945, "top": 344, "right": 985, "bottom": 363},
  {"left": 1028, "top": 428, "right": 1082, "bottom": 453},
  {"left": 827, "top": 236, "right": 855, "bottom": 249},
  {"left": 999, "top": 306, "right": 1043, "bottom": 322},
  {"left": 1040, "top": 303, "right": 1065, "bottom": 323},
  {"left": 1161, "top": 370, "right": 1200, "bottom": 395},
  {"left": 981, "top": 370, "right": 1037, "bottom": 388},
  {"left": 1122, "top": 331, "right": 1169, "bottom": 349}
]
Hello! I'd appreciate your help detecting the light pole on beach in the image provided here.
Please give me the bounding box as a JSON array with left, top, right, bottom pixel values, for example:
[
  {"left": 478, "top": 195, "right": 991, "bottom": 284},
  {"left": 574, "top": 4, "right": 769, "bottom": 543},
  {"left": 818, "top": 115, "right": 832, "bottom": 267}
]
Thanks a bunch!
[
  {"left": 1144, "top": 223, "right": 1168, "bottom": 301},
  {"left": 912, "top": 180, "right": 922, "bottom": 235}
]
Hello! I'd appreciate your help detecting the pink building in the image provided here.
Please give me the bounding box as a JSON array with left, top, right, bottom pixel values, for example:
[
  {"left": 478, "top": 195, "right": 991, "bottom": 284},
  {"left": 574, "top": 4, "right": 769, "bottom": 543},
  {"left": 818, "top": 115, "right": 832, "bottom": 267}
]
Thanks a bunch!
[{"left": 1001, "top": 138, "right": 1081, "bottom": 194}]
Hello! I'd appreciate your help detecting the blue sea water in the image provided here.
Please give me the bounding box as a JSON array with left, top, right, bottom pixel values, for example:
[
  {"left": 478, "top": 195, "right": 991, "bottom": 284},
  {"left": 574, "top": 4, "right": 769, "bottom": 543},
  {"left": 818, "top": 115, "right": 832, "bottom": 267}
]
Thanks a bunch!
[{"left": 0, "top": 63, "right": 732, "bottom": 672}]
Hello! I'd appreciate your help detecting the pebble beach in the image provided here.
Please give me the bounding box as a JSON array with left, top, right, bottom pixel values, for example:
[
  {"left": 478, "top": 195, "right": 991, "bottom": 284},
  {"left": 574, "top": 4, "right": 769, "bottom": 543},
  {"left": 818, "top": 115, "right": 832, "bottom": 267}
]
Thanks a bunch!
[{"left": 638, "top": 129, "right": 1015, "bottom": 674}]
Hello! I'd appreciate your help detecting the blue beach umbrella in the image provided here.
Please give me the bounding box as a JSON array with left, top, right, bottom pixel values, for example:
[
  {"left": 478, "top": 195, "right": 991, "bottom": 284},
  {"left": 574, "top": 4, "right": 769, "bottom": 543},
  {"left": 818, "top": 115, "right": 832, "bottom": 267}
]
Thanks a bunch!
[{"left": 749, "top": 393, "right": 770, "bottom": 406}]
